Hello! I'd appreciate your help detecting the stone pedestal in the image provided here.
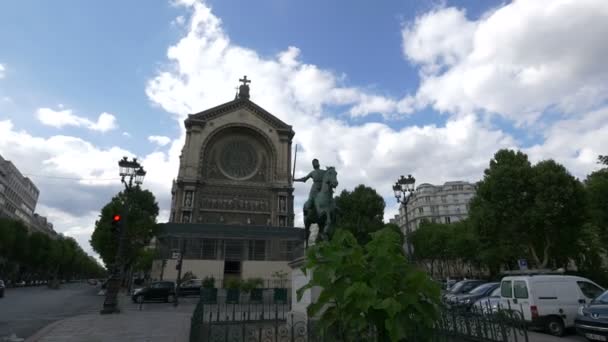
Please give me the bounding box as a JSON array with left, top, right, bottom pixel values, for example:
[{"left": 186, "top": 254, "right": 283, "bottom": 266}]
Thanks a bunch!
[{"left": 289, "top": 224, "right": 322, "bottom": 321}]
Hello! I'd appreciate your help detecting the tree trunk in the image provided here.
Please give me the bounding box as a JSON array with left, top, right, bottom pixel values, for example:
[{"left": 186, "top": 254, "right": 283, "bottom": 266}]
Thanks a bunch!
[{"left": 529, "top": 239, "right": 551, "bottom": 269}]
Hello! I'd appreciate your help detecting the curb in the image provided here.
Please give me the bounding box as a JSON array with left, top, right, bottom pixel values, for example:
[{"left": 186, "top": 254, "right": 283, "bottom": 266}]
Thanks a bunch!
[{"left": 25, "top": 319, "right": 65, "bottom": 342}]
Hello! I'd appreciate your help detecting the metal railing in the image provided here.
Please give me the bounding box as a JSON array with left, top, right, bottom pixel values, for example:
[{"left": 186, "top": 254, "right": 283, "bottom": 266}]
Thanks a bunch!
[{"left": 191, "top": 299, "right": 529, "bottom": 342}]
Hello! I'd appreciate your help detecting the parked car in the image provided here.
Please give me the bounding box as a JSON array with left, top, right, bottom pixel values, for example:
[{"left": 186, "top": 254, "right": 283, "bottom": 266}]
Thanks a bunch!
[
  {"left": 87, "top": 279, "right": 98, "bottom": 286},
  {"left": 474, "top": 286, "right": 502, "bottom": 313},
  {"left": 178, "top": 279, "right": 203, "bottom": 296},
  {"left": 500, "top": 274, "right": 604, "bottom": 336},
  {"left": 131, "top": 281, "right": 176, "bottom": 303},
  {"left": 450, "top": 282, "right": 500, "bottom": 309},
  {"left": 0, "top": 280, "right": 5, "bottom": 298},
  {"left": 576, "top": 290, "right": 608, "bottom": 341},
  {"left": 15, "top": 280, "right": 26, "bottom": 287},
  {"left": 443, "top": 280, "right": 486, "bottom": 302}
]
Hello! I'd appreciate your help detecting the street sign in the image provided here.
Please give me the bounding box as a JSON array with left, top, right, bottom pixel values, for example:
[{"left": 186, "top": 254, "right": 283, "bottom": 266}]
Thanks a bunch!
[
  {"left": 518, "top": 259, "right": 528, "bottom": 271},
  {"left": 171, "top": 251, "right": 181, "bottom": 260}
]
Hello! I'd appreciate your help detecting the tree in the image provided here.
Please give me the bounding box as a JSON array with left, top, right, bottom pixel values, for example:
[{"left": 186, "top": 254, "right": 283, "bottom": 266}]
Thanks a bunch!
[
  {"left": 298, "top": 228, "right": 440, "bottom": 341},
  {"left": 468, "top": 149, "right": 535, "bottom": 275},
  {"left": 133, "top": 248, "right": 156, "bottom": 279},
  {"left": 527, "top": 160, "right": 585, "bottom": 268},
  {"left": 585, "top": 167, "right": 608, "bottom": 246},
  {"left": 334, "top": 185, "right": 386, "bottom": 245},
  {"left": 90, "top": 187, "right": 159, "bottom": 268}
]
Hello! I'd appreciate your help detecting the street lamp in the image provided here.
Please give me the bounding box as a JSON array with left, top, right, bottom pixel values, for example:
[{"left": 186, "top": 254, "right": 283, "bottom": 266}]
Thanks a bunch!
[
  {"left": 393, "top": 174, "right": 416, "bottom": 261},
  {"left": 101, "top": 157, "right": 145, "bottom": 314}
]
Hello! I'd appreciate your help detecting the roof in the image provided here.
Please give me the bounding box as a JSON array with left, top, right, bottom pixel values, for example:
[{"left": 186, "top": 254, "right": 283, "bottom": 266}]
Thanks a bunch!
[
  {"left": 158, "top": 223, "right": 306, "bottom": 240},
  {"left": 185, "top": 97, "right": 293, "bottom": 134}
]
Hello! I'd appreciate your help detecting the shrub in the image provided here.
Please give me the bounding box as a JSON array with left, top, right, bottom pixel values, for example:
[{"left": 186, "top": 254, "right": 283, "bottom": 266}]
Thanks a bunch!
[{"left": 202, "top": 276, "right": 215, "bottom": 289}]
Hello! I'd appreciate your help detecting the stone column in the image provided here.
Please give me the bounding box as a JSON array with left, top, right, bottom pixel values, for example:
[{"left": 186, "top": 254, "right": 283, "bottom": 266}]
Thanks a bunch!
[{"left": 288, "top": 223, "right": 322, "bottom": 321}]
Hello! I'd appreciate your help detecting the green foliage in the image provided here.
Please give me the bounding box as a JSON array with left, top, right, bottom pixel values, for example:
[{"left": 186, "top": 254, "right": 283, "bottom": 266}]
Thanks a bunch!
[
  {"left": 202, "top": 276, "right": 216, "bottom": 289},
  {"left": 585, "top": 168, "right": 608, "bottom": 246},
  {"left": 0, "top": 218, "right": 105, "bottom": 282},
  {"left": 90, "top": 186, "right": 159, "bottom": 268},
  {"left": 468, "top": 149, "right": 534, "bottom": 274},
  {"left": 271, "top": 270, "right": 289, "bottom": 281},
  {"left": 298, "top": 228, "right": 440, "bottom": 341},
  {"left": 240, "top": 278, "right": 264, "bottom": 292},
  {"left": 182, "top": 271, "right": 197, "bottom": 282},
  {"left": 528, "top": 160, "right": 585, "bottom": 268},
  {"left": 224, "top": 278, "right": 242, "bottom": 289},
  {"left": 133, "top": 248, "right": 155, "bottom": 274},
  {"left": 467, "top": 149, "right": 589, "bottom": 274},
  {"left": 334, "top": 184, "right": 386, "bottom": 245}
]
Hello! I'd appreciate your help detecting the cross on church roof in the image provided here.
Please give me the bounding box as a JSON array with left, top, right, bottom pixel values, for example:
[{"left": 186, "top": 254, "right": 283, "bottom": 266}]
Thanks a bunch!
[
  {"left": 239, "top": 75, "right": 251, "bottom": 85},
  {"left": 237, "top": 75, "right": 251, "bottom": 100}
]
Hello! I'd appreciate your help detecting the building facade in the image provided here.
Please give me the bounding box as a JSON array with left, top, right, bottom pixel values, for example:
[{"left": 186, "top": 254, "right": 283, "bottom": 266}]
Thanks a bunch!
[
  {"left": 32, "top": 213, "right": 58, "bottom": 237},
  {"left": 152, "top": 78, "right": 304, "bottom": 284},
  {"left": 397, "top": 181, "right": 476, "bottom": 234},
  {"left": 0, "top": 154, "right": 39, "bottom": 227}
]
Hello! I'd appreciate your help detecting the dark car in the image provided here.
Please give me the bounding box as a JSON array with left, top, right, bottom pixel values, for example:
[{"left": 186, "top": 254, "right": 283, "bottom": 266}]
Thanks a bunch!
[
  {"left": 178, "top": 279, "right": 202, "bottom": 296},
  {"left": 443, "top": 280, "right": 486, "bottom": 302},
  {"left": 576, "top": 290, "right": 608, "bottom": 341},
  {"left": 450, "top": 282, "right": 500, "bottom": 309},
  {"left": 0, "top": 280, "right": 5, "bottom": 298},
  {"left": 473, "top": 286, "right": 502, "bottom": 313},
  {"left": 131, "top": 281, "right": 176, "bottom": 303}
]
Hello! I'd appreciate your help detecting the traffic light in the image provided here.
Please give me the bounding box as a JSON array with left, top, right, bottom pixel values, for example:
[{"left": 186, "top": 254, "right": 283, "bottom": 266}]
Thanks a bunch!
[{"left": 111, "top": 214, "right": 122, "bottom": 233}]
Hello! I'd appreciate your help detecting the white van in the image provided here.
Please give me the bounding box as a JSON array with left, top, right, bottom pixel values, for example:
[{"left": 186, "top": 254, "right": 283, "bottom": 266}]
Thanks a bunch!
[{"left": 500, "top": 275, "right": 604, "bottom": 336}]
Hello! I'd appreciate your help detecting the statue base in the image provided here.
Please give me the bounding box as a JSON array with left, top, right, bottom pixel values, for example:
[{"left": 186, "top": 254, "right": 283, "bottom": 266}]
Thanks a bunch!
[{"left": 289, "top": 224, "right": 326, "bottom": 321}]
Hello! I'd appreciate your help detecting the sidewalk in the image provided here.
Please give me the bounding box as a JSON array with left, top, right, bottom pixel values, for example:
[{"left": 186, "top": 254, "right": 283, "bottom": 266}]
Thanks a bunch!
[
  {"left": 26, "top": 295, "right": 196, "bottom": 342},
  {"left": 25, "top": 311, "right": 191, "bottom": 342}
]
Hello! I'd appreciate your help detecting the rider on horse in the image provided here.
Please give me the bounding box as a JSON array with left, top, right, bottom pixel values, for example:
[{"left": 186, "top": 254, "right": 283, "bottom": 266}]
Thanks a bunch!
[{"left": 294, "top": 158, "right": 326, "bottom": 217}]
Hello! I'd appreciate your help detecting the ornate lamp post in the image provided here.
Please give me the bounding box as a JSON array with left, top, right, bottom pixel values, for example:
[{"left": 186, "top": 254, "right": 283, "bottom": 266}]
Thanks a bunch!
[
  {"left": 101, "top": 157, "right": 146, "bottom": 314},
  {"left": 393, "top": 174, "right": 416, "bottom": 261}
]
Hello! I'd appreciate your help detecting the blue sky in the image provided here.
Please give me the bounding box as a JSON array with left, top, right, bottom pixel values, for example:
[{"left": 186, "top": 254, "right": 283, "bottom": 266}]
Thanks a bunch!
[{"left": 1, "top": 0, "right": 607, "bottom": 258}]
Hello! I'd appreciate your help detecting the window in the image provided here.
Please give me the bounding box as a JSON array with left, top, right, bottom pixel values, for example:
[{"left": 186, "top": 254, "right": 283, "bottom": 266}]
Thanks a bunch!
[
  {"left": 578, "top": 281, "right": 604, "bottom": 299},
  {"left": 431, "top": 206, "right": 438, "bottom": 213},
  {"left": 445, "top": 216, "right": 451, "bottom": 224},
  {"left": 418, "top": 207, "right": 424, "bottom": 214},
  {"left": 441, "top": 195, "right": 447, "bottom": 203},
  {"left": 279, "top": 240, "right": 298, "bottom": 260},
  {"left": 424, "top": 196, "right": 431, "bottom": 203},
  {"left": 249, "top": 240, "right": 266, "bottom": 261},
  {"left": 184, "top": 239, "right": 200, "bottom": 258},
  {"left": 513, "top": 281, "right": 529, "bottom": 299},
  {"left": 501, "top": 281, "right": 512, "bottom": 298},
  {"left": 224, "top": 240, "right": 243, "bottom": 260}
]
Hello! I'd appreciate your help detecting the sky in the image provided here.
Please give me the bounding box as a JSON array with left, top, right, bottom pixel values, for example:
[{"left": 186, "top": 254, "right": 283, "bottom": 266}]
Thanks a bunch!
[{"left": 1, "top": 0, "right": 607, "bottom": 261}]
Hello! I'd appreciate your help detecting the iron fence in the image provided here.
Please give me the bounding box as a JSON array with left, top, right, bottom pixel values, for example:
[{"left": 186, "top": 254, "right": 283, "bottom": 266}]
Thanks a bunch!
[{"left": 190, "top": 300, "right": 529, "bottom": 342}]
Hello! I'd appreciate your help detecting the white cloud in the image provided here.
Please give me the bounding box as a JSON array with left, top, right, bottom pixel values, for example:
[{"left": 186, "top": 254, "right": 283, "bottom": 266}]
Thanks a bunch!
[
  {"left": 36, "top": 108, "right": 118, "bottom": 132},
  {"left": 148, "top": 135, "right": 172, "bottom": 146},
  {"left": 146, "top": 3, "right": 410, "bottom": 119},
  {"left": 403, "top": 0, "right": 608, "bottom": 125},
  {"left": 525, "top": 106, "right": 608, "bottom": 177},
  {"left": 0, "top": 63, "right": 5, "bottom": 79},
  {"left": 146, "top": 0, "right": 524, "bottom": 225},
  {"left": 122, "top": 132, "right": 131, "bottom": 137}
]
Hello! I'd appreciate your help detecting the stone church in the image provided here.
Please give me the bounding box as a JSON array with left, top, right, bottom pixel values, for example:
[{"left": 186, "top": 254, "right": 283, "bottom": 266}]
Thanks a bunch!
[{"left": 151, "top": 77, "right": 305, "bottom": 285}]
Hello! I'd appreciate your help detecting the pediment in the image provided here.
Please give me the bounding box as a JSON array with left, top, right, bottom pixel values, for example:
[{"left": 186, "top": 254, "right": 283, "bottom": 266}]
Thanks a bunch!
[{"left": 185, "top": 98, "right": 293, "bottom": 135}]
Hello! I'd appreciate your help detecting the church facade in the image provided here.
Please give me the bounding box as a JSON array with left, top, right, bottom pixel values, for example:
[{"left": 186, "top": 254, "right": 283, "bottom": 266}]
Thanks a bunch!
[{"left": 151, "top": 78, "right": 305, "bottom": 285}]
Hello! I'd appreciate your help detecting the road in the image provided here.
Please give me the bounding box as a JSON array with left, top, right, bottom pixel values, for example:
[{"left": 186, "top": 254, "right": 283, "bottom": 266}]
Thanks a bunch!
[
  {"left": 0, "top": 284, "right": 589, "bottom": 342},
  {"left": 0, "top": 283, "right": 201, "bottom": 340},
  {"left": 0, "top": 282, "right": 102, "bottom": 340}
]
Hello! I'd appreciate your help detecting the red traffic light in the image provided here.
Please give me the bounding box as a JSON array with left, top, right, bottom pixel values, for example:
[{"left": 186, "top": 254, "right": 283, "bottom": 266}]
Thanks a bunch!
[{"left": 113, "top": 215, "right": 121, "bottom": 222}]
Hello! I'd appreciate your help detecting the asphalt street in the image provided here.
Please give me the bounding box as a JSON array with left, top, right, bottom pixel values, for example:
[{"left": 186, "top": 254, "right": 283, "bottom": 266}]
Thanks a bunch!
[
  {"left": 0, "top": 283, "right": 589, "bottom": 342},
  {"left": 0, "top": 282, "right": 102, "bottom": 340}
]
